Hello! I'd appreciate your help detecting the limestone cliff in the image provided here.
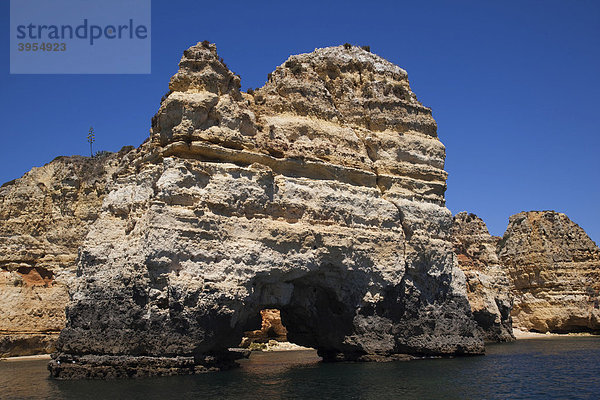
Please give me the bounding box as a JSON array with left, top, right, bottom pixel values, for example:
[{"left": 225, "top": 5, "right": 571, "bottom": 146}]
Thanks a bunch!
[
  {"left": 4, "top": 42, "right": 597, "bottom": 370},
  {"left": 0, "top": 149, "right": 133, "bottom": 357},
  {"left": 451, "top": 212, "right": 514, "bottom": 342},
  {"left": 48, "top": 42, "right": 483, "bottom": 379},
  {"left": 498, "top": 211, "right": 600, "bottom": 333}
]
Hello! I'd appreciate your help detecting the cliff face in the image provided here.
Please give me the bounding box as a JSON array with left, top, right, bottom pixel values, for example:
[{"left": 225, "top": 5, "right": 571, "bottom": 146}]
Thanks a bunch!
[
  {"left": 498, "top": 211, "right": 600, "bottom": 333},
  {"left": 6, "top": 43, "right": 598, "bottom": 375},
  {"left": 48, "top": 42, "right": 483, "bottom": 379},
  {"left": 451, "top": 213, "right": 514, "bottom": 342},
  {"left": 0, "top": 150, "right": 132, "bottom": 357}
]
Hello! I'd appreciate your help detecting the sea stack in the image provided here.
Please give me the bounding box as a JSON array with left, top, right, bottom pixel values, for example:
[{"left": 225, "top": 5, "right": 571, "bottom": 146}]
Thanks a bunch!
[
  {"left": 47, "top": 42, "right": 484, "bottom": 379},
  {"left": 498, "top": 211, "right": 600, "bottom": 333}
]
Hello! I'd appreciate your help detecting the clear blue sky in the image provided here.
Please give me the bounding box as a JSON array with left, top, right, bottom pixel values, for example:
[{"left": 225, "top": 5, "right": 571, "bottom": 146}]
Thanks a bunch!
[{"left": 1, "top": 1, "right": 599, "bottom": 244}]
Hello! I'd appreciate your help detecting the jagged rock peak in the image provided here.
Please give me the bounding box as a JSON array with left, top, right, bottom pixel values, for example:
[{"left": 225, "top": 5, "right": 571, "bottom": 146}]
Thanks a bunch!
[
  {"left": 151, "top": 41, "right": 256, "bottom": 148},
  {"left": 169, "top": 41, "right": 241, "bottom": 95}
]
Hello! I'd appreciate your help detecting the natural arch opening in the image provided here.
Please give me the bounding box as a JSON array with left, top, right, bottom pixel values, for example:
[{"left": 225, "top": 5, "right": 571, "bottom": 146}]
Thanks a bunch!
[
  {"left": 228, "top": 267, "right": 369, "bottom": 363},
  {"left": 235, "top": 308, "right": 322, "bottom": 373},
  {"left": 239, "top": 309, "right": 298, "bottom": 351}
]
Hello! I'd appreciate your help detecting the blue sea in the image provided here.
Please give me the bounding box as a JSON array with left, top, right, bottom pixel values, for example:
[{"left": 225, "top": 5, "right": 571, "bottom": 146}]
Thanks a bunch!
[{"left": 1, "top": 337, "right": 599, "bottom": 399}]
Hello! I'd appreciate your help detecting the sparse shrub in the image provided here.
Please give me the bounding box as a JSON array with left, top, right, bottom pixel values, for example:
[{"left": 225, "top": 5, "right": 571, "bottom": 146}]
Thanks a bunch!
[
  {"left": 87, "top": 127, "right": 95, "bottom": 157},
  {"left": 343, "top": 43, "right": 352, "bottom": 50},
  {"left": 248, "top": 342, "right": 267, "bottom": 351},
  {"left": 201, "top": 40, "right": 210, "bottom": 48},
  {"left": 160, "top": 89, "right": 173, "bottom": 104},
  {"left": 361, "top": 45, "right": 371, "bottom": 52},
  {"left": 246, "top": 88, "right": 255, "bottom": 95},
  {"left": 119, "top": 145, "right": 135, "bottom": 154},
  {"left": 219, "top": 56, "right": 227, "bottom": 69},
  {"left": 285, "top": 59, "right": 302, "bottom": 74},
  {"left": 94, "top": 150, "right": 110, "bottom": 158}
]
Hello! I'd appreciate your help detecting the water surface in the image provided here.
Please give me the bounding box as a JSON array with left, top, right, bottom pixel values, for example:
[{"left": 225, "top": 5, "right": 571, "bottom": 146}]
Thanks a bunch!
[{"left": 1, "top": 337, "right": 599, "bottom": 399}]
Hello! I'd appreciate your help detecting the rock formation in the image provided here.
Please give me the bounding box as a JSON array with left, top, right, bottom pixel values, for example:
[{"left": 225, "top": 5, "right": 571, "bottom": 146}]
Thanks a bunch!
[
  {"left": 6, "top": 42, "right": 598, "bottom": 379},
  {"left": 47, "top": 42, "right": 484, "bottom": 379},
  {"left": 451, "top": 212, "right": 514, "bottom": 342},
  {"left": 0, "top": 149, "right": 133, "bottom": 357},
  {"left": 498, "top": 211, "right": 600, "bottom": 333},
  {"left": 240, "top": 309, "right": 288, "bottom": 347}
]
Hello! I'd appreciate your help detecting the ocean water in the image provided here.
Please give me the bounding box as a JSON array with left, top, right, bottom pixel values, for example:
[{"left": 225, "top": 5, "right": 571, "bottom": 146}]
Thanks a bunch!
[{"left": 1, "top": 337, "right": 599, "bottom": 399}]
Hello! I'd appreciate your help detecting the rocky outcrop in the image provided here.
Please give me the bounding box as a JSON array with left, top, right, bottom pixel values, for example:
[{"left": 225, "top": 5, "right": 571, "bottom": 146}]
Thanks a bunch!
[
  {"left": 48, "top": 42, "right": 484, "bottom": 379},
  {"left": 240, "top": 309, "right": 288, "bottom": 347},
  {"left": 0, "top": 149, "right": 133, "bottom": 357},
  {"left": 5, "top": 42, "right": 598, "bottom": 369},
  {"left": 451, "top": 212, "right": 514, "bottom": 342},
  {"left": 498, "top": 211, "right": 600, "bottom": 333}
]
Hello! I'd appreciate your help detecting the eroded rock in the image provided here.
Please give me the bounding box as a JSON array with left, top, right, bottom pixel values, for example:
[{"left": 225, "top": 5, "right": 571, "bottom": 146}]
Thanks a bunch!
[
  {"left": 240, "top": 309, "right": 288, "bottom": 347},
  {"left": 451, "top": 212, "right": 514, "bottom": 342},
  {"left": 498, "top": 211, "right": 600, "bottom": 333},
  {"left": 48, "top": 42, "right": 484, "bottom": 379},
  {"left": 0, "top": 149, "right": 134, "bottom": 357}
]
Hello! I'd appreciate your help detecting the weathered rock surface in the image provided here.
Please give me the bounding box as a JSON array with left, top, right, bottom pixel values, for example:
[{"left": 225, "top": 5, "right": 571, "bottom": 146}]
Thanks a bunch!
[
  {"left": 0, "top": 150, "right": 133, "bottom": 357},
  {"left": 451, "top": 212, "right": 514, "bottom": 342},
  {"left": 5, "top": 42, "right": 598, "bottom": 371},
  {"left": 240, "top": 309, "right": 288, "bottom": 347},
  {"left": 498, "top": 211, "right": 600, "bottom": 333},
  {"left": 48, "top": 42, "right": 484, "bottom": 379}
]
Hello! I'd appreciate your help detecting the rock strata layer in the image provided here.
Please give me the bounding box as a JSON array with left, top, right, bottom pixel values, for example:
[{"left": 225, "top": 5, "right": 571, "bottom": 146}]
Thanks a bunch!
[
  {"left": 48, "top": 42, "right": 484, "bottom": 379},
  {"left": 451, "top": 212, "right": 514, "bottom": 342},
  {"left": 498, "top": 211, "right": 600, "bottom": 333},
  {"left": 4, "top": 43, "right": 598, "bottom": 370},
  {"left": 0, "top": 150, "right": 133, "bottom": 357}
]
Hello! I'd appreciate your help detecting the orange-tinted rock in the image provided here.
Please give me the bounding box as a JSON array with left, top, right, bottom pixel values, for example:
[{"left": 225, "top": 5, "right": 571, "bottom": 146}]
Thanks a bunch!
[
  {"left": 0, "top": 149, "right": 134, "bottom": 357},
  {"left": 241, "top": 309, "right": 288, "bottom": 347},
  {"left": 498, "top": 211, "right": 600, "bottom": 333},
  {"left": 451, "top": 212, "right": 515, "bottom": 342}
]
